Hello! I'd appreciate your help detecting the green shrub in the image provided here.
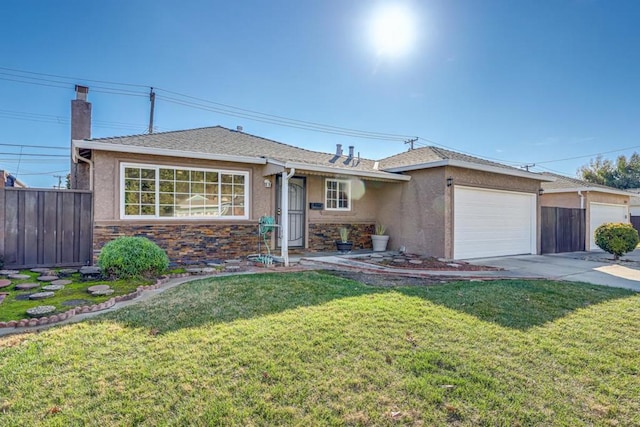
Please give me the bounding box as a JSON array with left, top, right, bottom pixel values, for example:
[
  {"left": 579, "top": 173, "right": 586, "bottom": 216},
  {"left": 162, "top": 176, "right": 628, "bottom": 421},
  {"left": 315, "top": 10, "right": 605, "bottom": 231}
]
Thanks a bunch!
[
  {"left": 98, "top": 236, "right": 169, "bottom": 279},
  {"left": 594, "top": 222, "right": 639, "bottom": 260}
]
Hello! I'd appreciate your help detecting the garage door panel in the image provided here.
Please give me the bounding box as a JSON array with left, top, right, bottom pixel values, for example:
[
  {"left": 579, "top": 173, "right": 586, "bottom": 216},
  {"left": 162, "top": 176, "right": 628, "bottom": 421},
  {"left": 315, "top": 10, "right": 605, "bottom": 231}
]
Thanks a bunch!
[
  {"left": 454, "top": 187, "right": 536, "bottom": 259},
  {"left": 589, "top": 203, "right": 628, "bottom": 250}
]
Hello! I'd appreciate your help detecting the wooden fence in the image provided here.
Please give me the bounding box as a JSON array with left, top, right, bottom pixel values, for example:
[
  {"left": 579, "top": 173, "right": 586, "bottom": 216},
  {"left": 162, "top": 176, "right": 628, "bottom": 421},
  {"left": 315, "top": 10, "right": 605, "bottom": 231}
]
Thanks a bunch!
[
  {"left": 631, "top": 216, "right": 640, "bottom": 235},
  {"left": 541, "top": 207, "right": 585, "bottom": 254},
  {"left": 0, "top": 187, "right": 93, "bottom": 268}
]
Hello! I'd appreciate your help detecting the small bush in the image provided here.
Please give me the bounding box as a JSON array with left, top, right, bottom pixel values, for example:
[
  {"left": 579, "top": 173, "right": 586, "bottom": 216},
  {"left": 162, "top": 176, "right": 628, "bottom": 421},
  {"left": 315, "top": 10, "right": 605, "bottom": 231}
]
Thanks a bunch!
[
  {"left": 98, "top": 236, "right": 169, "bottom": 279},
  {"left": 594, "top": 222, "right": 639, "bottom": 260}
]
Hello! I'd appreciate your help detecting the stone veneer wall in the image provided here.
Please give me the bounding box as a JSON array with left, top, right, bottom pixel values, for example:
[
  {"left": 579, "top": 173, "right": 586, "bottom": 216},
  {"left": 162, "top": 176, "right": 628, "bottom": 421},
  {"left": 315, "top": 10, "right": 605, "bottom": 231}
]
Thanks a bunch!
[
  {"left": 308, "top": 223, "right": 375, "bottom": 252},
  {"left": 94, "top": 223, "right": 258, "bottom": 264}
]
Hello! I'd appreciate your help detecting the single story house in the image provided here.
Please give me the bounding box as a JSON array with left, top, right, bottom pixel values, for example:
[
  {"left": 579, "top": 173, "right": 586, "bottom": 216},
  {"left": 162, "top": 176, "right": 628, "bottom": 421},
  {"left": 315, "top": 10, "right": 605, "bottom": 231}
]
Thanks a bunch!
[
  {"left": 540, "top": 172, "right": 632, "bottom": 251},
  {"left": 70, "top": 86, "right": 553, "bottom": 264}
]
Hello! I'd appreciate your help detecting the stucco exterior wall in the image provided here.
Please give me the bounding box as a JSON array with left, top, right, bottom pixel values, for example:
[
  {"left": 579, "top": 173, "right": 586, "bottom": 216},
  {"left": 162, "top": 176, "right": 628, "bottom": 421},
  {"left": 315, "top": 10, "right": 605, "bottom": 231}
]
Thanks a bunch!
[{"left": 540, "top": 192, "right": 582, "bottom": 209}]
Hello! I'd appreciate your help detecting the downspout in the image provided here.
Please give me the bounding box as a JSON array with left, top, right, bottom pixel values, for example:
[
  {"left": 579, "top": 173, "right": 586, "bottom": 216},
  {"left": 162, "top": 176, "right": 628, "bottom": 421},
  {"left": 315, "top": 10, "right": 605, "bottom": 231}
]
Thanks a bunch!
[
  {"left": 280, "top": 167, "right": 295, "bottom": 267},
  {"left": 578, "top": 191, "right": 584, "bottom": 209},
  {"left": 73, "top": 146, "right": 94, "bottom": 190}
]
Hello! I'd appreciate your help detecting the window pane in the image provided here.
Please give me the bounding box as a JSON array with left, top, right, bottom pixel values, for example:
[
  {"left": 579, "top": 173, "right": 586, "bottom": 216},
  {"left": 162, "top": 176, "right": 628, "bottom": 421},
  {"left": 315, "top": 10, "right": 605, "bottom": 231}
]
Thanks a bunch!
[
  {"left": 159, "top": 193, "right": 174, "bottom": 204},
  {"left": 192, "top": 171, "right": 204, "bottom": 183},
  {"left": 176, "top": 169, "right": 190, "bottom": 181},
  {"left": 205, "top": 172, "right": 218, "bottom": 183},
  {"left": 159, "top": 205, "right": 174, "bottom": 217},
  {"left": 176, "top": 181, "right": 189, "bottom": 193},
  {"left": 125, "top": 204, "right": 139, "bottom": 215},
  {"left": 140, "top": 205, "right": 155, "bottom": 215},
  {"left": 233, "top": 175, "right": 244, "bottom": 185},
  {"left": 125, "top": 168, "right": 140, "bottom": 179},
  {"left": 140, "top": 192, "right": 155, "bottom": 204},
  {"left": 159, "top": 168, "right": 174, "bottom": 180},
  {"left": 221, "top": 174, "right": 233, "bottom": 184},
  {"left": 159, "top": 181, "right": 174, "bottom": 192},
  {"left": 221, "top": 184, "right": 233, "bottom": 195},
  {"left": 140, "top": 179, "right": 155, "bottom": 191},
  {"left": 141, "top": 168, "right": 155, "bottom": 179},
  {"left": 191, "top": 182, "right": 204, "bottom": 193},
  {"left": 205, "top": 184, "right": 218, "bottom": 196},
  {"left": 125, "top": 179, "right": 139, "bottom": 191},
  {"left": 124, "top": 191, "right": 140, "bottom": 204}
]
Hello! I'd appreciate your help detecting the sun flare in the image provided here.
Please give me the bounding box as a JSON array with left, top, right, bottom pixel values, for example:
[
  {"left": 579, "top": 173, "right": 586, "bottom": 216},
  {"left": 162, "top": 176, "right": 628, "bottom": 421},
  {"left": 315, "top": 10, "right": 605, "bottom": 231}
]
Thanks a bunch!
[{"left": 370, "top": 4, "right": 416, "bottom": 57}]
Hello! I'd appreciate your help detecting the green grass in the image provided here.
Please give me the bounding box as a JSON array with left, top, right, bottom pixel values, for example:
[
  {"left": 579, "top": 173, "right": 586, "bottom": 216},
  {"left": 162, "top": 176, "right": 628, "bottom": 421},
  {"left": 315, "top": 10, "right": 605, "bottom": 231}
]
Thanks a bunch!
[
  {"left": 1, "top": 272, "right": 639, "bottom": 426},
  {"left": 0, "top": 270, "right": 151, "bottom": 322}
]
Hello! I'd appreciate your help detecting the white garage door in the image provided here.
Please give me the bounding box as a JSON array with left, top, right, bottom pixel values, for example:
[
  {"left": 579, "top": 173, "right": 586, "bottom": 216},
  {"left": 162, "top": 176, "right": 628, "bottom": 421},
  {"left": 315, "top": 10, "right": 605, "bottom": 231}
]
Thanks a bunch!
[
  {"left": 589, "top": 203, "right": 628, "bottom": 250},
  {"left": 454, "top": 186, "right": 536, "bottom": 259}
]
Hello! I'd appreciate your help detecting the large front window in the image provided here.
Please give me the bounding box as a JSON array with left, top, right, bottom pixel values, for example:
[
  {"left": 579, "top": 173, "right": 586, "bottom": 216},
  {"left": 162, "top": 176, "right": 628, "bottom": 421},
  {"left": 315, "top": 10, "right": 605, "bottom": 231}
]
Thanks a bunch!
[
  {"left": 121, "top": 163, "right": 248, "bottom": 219},
  {"left": 325, "top": 179, "right": 351, "bottom": 210}
]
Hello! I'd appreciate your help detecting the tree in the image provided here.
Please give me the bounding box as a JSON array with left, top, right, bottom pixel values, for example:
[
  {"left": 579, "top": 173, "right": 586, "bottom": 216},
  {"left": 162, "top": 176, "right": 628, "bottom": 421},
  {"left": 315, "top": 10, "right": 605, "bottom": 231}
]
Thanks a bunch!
[{"left": 578, "top": 152, "right": 640, "bottom": 189}]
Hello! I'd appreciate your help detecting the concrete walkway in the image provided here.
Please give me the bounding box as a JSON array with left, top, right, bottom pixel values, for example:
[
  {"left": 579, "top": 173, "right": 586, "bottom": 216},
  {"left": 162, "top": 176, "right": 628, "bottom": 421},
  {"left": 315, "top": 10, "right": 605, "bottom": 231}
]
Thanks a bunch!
[{"left": 468, "top": 251, "right": 640, "bottom": 292}]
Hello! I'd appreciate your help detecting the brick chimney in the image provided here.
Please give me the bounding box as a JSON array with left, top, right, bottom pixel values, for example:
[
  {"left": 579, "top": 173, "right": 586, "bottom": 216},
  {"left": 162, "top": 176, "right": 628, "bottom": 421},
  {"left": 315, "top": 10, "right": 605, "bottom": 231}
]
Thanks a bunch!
[{"left": 70, "top": 85, "right": 91, "bottom": 189}]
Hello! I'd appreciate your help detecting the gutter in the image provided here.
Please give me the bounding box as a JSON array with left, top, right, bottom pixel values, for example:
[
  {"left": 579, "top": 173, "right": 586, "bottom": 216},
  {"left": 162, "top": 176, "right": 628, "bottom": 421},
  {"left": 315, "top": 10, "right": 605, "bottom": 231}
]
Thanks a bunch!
[
  {"left": 73, "top": 139, "right": 267, "bottom": 165},
  {"left": 383, "top": 159, "right": 554, "bottom": 182},
  {"left": 72, "top": 145, "right": 94, "bottom": 190},
  {"left": 542, "top": 187, "right": 635, "bottom": 197},
  {"left": 281, "top": 161, "right": 411, "bottom": 182}
]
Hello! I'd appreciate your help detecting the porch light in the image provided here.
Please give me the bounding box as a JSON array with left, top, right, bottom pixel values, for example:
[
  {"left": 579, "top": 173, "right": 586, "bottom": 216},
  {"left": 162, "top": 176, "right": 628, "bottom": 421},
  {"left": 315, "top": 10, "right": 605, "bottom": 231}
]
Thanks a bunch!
[
  {"left": 264, "top": 179, "right": 272, "bottom": 188},
  {"left": 446, "top": 177, "right": 453, "bottom": 187},
  {"left": 538, "top": 188, "right": 544, "bottom": 196}
]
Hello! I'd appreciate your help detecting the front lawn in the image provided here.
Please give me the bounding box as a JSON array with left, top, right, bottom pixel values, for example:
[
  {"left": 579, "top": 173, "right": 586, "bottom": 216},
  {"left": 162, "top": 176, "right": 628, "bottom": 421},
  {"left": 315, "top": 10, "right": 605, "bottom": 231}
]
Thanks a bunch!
[{"left": 1, "top": 272, "right": 638, "bottom": 426}]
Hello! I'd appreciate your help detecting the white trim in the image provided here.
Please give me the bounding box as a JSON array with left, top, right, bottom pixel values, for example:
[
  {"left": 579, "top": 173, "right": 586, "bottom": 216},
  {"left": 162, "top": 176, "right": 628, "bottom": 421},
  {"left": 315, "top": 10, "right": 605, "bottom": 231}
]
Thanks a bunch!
[
  {"left": 119, "top": 162, "right": 249, "bottom": 220},
  {"left": 325, "top": 178, "right": 352, "bottom": 211},
  {"left": 384, "top": 159, "right": 553, "bottom": 181},
  {"left": 74, "top": 139, "right": 267, "bottom": 165},
  {"left": 283, "top": 161, "right": 411, "bottom": 182},
  {"left": 542, "top": 187, "right": 635, "bottom": 197}
]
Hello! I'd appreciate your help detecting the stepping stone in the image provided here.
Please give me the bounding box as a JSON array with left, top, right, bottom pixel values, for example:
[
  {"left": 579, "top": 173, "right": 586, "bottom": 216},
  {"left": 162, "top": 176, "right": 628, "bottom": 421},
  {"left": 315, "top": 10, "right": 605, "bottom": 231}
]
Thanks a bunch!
[
  {"left": 58, "top": 268, "right": 78, "bottom": 277},
  {"left": 29, "top": 291, "right": 55, "bottom": 300},
  {"left": 0, "top": 293, "right": 8, "bottom": 304},
  {"left": 8, "top": 274, "right": 30, "bottom": 280},
  {"left": 409, "top": 260, "right": 423, "bottom": 265},
  {"left": 186, "top": 268, "right": 205, "bottom": 274},
  {"left": 37, "top": 275, "right": 59, "bottom": 282},
  {"left": 30, "top": 268, "right": 52, "bottom": 274},
  {"left": 370, "top": 254, "right": 384, "bottom": 258},
  {"left": 80, "top": 266, "right": 102, "bottom": 280},
  {"left": 392, "top": 259, "right": 407, "bottom": 263},
  {"left": 447, "top": 263, "right": 461, "bottom": 268},
  {"left": 225, "top": 265, "right": 240, "bottom": 271},
  {"left": 51, "top": 279, "right": 72, "bottom": 286},
  {"left": 42, "top": 284, "right": 65, "bottom": 291},
  {"left": 0, "top": 279, "right": 12, "bottom": 289},
  {"left": 0, "top": 270, "right": 20, "bottom": 276},
  {"left": 87, "top": 285, "right": 110, "bottom": 293},
  {"left": 26, "top": 305, "right": 56, "bottom": 318},
  {"left": 14, "top": 283, "right": 40, "bottom": 290},
  {"left": 14, "top": 294, "right": 32, "bottom": 301},
  {"left": 91, "top": 289, "right": 114, "bottom": 296},
  {"left": 225, "top": 259, "right": 241, "bottom": 264}
]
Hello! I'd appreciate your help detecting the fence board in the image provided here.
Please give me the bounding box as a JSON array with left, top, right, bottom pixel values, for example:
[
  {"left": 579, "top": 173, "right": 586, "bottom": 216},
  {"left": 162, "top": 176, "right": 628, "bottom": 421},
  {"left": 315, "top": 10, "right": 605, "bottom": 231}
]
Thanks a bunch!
[
  {"left": 631, "top": 216, "right": 640, "bottom": 235},
  {"left": 541, "top": 207, "right": 585, "bottom": 254},
  {"left": 1, "top": 188, "right": 93, "bottom": 268}
]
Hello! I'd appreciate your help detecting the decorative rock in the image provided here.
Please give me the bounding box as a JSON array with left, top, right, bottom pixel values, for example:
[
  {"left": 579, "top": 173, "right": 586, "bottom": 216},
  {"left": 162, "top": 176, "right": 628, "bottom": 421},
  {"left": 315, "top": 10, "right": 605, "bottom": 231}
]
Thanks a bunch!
[
  {"left": 8, "top": 274, "right": 30, "bottom": 280},
  {"left": 409, "top": 260, "right": 423, "bottom": 265},
  {"left": 91, "top": 289, "right": 114, "bottom": 296},
  {"left": 0, "top": 322, "right": 6, "bottom": 328},
  {"left": 225, "top": 259, "right": 241, "bottom": 264},
  {"left": 14, "top": 283, "right": 40, "bottom": 290},
  {"left": 29, "top": 291, "right": 55, "bottom": 300},
  {"left": 447, "top": 263, "right": 461, "bottom": 268},
  {"left": 28, "top": 319, "right": 39, "bottom": 327},
  {"left": 30, "top": 268, "right": 52, "bottom": 274},
  {"left": 58, "top": 268, "right": 78, "bottom": 277},
  {"left": 87, "top": 284, "right": 110, "bottom": 293},
  {"left": 225, "top": 265, "right": 240, "bottom": 271},
  {"left": 37, "top": 275, "right": 59, "bottom": 282},
  {"left": 370, "top": 254, "right": 384, "bottom": 258},
  {"left": 42, "top": 284, "right": 65, "bottom": 291},
  {"left": 7, "top": 320, "right": 17, "bottom": 327},
  {"left": 0, "top": 270, "right": 20, "bottom": 276},
  {"left": 0, "top": 279, "right": 12, "bottom": 289},
  {"left": 51, "top": 279, "right": 72, "bottom": 286},
  {"left": 14, "top": 294, "right": 32, "bottom": 300},
  {"left": 186, "top": 267, "right": 204, "bottom": 274},
  {"left": 49, "top": 315, "right": 59, "bottom": 322},
  {"left": 392, "top": 259, "right": 407, "bottom": 263}
]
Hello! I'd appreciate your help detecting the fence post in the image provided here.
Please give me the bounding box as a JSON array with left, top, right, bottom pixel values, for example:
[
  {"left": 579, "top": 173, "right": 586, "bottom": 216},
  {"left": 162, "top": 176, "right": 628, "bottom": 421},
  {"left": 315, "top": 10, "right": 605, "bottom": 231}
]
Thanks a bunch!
[{"left": 0, "top": 187, "right": 4, "bottom": 262}]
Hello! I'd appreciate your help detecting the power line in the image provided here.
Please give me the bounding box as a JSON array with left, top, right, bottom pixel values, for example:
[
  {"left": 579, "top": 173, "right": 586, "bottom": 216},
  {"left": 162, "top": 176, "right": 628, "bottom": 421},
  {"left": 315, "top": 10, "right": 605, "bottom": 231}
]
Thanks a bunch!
[
  {"left": 0, "top": 66, "right": 149, "bottom": 88},
  {"left": 0, "top": 142, "right": 67, "bottom": 150}
]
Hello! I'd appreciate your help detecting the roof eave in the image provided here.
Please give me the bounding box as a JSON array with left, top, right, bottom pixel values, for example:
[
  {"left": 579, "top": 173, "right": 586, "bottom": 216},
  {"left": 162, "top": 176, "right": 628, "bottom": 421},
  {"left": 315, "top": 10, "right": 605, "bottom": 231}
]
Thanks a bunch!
[
  {"left": 541, "top": 187, "right": 634, "bottom": 197},
  {"left": 284, "top": 161, "right": 411, "bottom": 182},
  {"left": 72, "top": 139, "right": 268, "bottom": 165},
  {"left": 382, "top": 159, "right": 554, "bottom": 181}
]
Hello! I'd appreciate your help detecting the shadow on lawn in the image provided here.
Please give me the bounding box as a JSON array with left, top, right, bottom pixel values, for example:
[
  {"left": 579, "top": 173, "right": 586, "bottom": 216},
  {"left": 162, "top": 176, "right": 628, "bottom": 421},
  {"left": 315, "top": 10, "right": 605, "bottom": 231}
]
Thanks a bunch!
[{"left": 94, "top": 271, "right": 636, "bottom": 333}]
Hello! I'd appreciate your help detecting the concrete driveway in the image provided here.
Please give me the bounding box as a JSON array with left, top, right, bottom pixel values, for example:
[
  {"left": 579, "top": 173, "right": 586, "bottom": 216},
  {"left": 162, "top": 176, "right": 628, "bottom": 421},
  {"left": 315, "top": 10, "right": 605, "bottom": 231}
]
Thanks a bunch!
[{"left": 469, "top": 249, "right": 640, "bottom": 292}]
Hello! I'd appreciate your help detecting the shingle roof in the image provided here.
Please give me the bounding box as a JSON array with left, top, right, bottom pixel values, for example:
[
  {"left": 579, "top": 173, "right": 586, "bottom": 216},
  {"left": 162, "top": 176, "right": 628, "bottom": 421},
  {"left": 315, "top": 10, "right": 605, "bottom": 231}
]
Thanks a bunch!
[
  {"left": 541, "top": 172, "right": 632, "bottom": 195},
  {"left": 88, "top": 126, "right": 378, "bottom": 172}
]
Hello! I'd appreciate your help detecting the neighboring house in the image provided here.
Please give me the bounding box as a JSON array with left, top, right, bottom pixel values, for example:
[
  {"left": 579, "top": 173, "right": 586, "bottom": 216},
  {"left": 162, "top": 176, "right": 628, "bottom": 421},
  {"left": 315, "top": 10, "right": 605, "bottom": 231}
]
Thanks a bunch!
[
  {"left": 69, "top": 86, "right": 552, "bottom": 264},
  {"left": 1, "top": 170, "right": 26, "bottom": 188},
  {"left": 540, "top": 173, "right": 633, "bottom": 251}
]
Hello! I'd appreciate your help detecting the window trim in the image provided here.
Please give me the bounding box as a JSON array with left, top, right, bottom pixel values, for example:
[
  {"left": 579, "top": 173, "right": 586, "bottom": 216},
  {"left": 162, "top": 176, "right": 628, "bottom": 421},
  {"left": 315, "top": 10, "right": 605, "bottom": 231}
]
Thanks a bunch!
[
  {"left": 324, "top": 178, "right": 351, "bottom": 211},
  {"left": 120, "top": 162, "right": 249, "bottom": 220}
]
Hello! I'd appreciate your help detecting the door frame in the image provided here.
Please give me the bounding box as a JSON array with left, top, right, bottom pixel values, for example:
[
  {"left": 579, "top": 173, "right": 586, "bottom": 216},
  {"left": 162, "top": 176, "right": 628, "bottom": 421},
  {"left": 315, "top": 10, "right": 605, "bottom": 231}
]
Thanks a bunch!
[{"left": 275, "top": 175, "right": 306, "bottom": 248}]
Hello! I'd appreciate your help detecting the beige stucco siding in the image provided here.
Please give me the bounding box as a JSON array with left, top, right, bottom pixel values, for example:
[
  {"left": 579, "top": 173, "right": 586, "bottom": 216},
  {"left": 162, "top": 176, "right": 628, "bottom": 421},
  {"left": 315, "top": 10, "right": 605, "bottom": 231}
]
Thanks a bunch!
[
  {"left": 92, "top": 150, "right": 272, "bottom": 223},
  {"left": 540, "top": 192, "right": 582, "bottom": 209}
]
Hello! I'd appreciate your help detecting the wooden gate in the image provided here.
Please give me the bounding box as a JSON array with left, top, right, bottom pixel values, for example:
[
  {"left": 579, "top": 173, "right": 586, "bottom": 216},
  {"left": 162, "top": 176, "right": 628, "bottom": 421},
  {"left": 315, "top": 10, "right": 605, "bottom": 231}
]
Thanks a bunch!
[
  {"left": 0, "top": 188, "right": 93, "bottom": 268},
  {"left": 631, "top": 216, "right": 640, "bottom": 235},
  {"left": 541, "top": 207, "right": 585, "bottom": 254}
]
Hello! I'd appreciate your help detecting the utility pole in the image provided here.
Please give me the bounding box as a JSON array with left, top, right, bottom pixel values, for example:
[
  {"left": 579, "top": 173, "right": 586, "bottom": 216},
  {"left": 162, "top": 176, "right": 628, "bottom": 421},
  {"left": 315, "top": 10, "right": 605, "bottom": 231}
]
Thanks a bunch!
[
  {"left": 53, "top": 174, "right": 65, "bottom": 189},
  {"left": 521, "top": 163, "right": 535, "bottom": 172},
  {"left": 405, "top": 137, "right": 418, "bottom": 151},
  {"left": 148, "top": 87, "right": 156, "bottom": 134}
]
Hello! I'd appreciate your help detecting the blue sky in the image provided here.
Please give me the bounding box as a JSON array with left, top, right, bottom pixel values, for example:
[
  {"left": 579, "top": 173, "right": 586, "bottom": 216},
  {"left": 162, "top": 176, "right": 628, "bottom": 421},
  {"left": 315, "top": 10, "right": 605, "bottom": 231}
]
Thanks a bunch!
[{"left": 1, "top": 0, "right": 639, "bottom": 188}]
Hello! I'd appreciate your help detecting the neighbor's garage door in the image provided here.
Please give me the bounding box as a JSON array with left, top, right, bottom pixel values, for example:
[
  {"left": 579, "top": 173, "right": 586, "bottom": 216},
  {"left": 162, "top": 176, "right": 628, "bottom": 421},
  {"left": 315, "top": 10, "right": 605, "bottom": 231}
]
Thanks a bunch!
[
  {"left": 454, "top": 186, "right": 536, "bottom": 259},
  {"left": 589, "top": 203, "right": 628, "bottom": 250}
]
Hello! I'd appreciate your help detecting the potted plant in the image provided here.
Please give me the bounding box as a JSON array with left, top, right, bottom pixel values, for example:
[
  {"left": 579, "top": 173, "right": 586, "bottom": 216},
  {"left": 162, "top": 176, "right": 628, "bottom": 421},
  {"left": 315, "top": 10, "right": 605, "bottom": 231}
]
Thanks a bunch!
[
  {"left": 335, "top": 227, "right": 354, "bottom": 253},
  {"left": 371, "top": 224, "right": 390, "bottom": 252}
]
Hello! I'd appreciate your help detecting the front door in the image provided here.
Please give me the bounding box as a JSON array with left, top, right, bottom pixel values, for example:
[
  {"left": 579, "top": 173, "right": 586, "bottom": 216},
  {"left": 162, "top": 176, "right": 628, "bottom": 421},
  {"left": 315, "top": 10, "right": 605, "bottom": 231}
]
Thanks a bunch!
[{"left": 276, "top": 176, "right": 305, "bottom": 247}]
